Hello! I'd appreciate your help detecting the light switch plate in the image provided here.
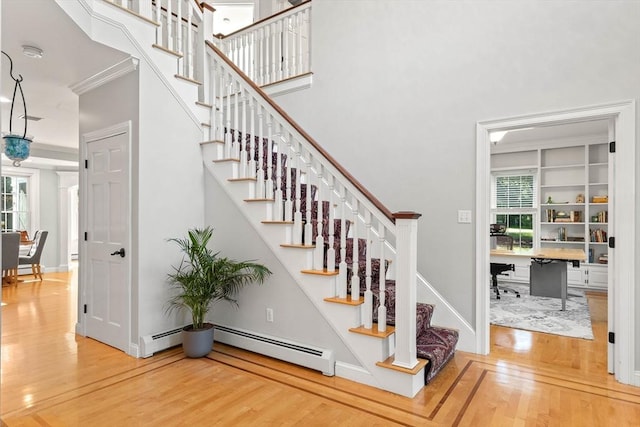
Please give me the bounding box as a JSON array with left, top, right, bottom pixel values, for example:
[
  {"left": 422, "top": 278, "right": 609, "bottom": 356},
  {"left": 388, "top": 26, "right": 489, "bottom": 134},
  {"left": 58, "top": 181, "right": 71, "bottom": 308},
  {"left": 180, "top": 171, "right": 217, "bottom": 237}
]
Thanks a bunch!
[{"left": 458, "top": 210, "right": 472, "bottom": 224}]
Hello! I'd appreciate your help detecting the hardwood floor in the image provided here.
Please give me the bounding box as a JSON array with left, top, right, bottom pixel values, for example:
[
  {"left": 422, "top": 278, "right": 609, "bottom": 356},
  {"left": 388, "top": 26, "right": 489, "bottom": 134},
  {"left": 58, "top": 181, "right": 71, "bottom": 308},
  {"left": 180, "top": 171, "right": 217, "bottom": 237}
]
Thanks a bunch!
[{"left": 2, "top": 270, "right": 639, "bottom": 426}]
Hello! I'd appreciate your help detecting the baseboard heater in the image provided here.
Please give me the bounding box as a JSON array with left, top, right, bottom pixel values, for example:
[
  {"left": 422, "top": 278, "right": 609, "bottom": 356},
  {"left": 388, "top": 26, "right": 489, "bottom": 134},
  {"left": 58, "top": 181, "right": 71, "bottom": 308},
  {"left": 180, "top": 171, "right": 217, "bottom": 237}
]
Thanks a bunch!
[
  {"left": 140, "top": 327, "right": 184, "bottom": 358},
  {"left": 214, "top": 324, "right": 335, "bottom": 376}
]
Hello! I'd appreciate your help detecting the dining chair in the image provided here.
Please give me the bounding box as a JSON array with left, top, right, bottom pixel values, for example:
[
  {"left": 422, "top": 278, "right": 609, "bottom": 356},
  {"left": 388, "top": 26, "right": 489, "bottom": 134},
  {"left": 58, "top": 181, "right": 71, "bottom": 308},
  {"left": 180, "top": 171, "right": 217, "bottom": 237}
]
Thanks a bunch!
[
  {"left": 19, "top": 230, "right": 48, "bottom": 281},
  {"left": 2, "top": 232, "right": 21, "bottom": 285}
]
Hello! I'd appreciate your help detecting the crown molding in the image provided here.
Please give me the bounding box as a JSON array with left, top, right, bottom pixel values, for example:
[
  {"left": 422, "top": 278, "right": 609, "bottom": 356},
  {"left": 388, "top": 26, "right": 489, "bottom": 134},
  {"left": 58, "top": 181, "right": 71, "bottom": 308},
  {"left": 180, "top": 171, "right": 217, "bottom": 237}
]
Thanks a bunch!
[{"left": 70, "top": 56, "right": 139, "bottom": 95}]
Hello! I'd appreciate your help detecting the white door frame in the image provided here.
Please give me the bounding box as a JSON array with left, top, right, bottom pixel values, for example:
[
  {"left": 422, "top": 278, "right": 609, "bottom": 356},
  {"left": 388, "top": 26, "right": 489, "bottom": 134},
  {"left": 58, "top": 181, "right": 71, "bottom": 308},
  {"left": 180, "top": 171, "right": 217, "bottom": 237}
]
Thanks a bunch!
[
  {"left": 77, "top": 121, "right": 133, "bottom": 356},
  {"left": 475, "top": 100, "right": 636, "bottom": 385}
]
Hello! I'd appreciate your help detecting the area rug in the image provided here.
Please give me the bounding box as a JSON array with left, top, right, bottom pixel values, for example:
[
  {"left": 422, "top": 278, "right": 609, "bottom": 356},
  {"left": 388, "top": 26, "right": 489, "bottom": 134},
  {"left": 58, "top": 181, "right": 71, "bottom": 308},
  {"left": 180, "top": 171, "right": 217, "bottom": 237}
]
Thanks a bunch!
[{"left": 490, "top": 282, "right": 594, "bottom": 340}]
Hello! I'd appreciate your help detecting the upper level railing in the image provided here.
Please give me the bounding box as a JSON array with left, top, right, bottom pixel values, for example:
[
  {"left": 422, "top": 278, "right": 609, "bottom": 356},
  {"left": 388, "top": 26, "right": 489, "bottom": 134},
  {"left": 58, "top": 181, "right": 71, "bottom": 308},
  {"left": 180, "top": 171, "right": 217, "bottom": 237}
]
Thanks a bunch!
[
  {"left": 214, "top": 1, "right": 311, "bottom": 87},
  {"left": 107, "top": 0, "right": 206, "bottom": 82}
]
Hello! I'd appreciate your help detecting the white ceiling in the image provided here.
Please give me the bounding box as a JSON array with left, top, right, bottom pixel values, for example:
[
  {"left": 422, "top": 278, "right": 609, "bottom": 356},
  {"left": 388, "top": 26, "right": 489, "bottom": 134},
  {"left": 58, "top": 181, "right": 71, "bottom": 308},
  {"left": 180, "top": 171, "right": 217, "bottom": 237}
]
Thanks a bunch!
[{"left": 1, "top": 0, "right": 129, "bottom": 166}]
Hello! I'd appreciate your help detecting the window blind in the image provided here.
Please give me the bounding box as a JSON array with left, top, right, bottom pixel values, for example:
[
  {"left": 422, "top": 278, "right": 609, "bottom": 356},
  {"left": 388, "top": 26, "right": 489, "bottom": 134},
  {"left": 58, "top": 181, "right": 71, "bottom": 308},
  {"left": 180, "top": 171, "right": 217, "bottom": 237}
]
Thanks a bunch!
[{"left": 495, "top": 175, "right": 534, "bottom": 209}]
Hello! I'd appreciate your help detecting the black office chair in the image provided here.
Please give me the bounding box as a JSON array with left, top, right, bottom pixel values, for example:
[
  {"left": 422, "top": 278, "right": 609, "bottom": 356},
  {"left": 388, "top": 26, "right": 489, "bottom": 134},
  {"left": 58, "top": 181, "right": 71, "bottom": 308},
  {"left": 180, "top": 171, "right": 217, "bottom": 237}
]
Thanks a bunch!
[{"left": 490, "top": 231, "right": 520, "bottom": 299}]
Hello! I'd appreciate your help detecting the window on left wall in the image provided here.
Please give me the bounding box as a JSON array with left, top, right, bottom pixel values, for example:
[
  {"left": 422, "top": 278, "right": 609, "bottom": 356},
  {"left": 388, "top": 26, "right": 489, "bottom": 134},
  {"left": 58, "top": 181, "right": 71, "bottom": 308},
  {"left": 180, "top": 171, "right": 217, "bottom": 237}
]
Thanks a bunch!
[
  {"left": 2, "top": 175, "right": 29, "bottom": 231},
  {"left": 1, "top": 168, "right": 38, "bottom": 234}
]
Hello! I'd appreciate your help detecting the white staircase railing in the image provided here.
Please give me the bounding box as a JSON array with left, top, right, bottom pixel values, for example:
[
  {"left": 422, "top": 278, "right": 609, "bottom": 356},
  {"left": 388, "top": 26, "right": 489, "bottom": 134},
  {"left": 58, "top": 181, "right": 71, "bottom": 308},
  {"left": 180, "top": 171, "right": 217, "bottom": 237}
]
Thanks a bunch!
[
  {"left": 99, "top": 0, "right": 422, "bottom": 388},
  {"left": 205, "top": 41, "right": 421, "bottom": 372},
  {"left": 215, "top": 1, "right": 311, "bottom": 86}
]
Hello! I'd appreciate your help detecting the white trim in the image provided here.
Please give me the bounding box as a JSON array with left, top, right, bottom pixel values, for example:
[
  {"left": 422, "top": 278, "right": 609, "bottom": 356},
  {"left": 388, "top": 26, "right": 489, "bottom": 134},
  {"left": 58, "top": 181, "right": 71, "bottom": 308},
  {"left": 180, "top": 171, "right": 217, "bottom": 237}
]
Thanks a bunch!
[
  {"left": 262, "top": 73, "right": 313, "bottom": 98},
  {"left": 476, "top": 100, "right": 636, "bottom": 386},
  {"left": 70, "top": 57, "right": 140, "bottom": 95}
]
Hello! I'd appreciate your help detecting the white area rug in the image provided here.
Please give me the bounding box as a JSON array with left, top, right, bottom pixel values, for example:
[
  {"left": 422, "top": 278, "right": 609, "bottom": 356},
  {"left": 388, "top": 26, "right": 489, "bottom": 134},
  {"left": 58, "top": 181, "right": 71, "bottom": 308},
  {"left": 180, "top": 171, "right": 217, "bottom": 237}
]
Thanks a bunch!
[{"left": 490, "top": 282, "right": 594, "bottom": 340}]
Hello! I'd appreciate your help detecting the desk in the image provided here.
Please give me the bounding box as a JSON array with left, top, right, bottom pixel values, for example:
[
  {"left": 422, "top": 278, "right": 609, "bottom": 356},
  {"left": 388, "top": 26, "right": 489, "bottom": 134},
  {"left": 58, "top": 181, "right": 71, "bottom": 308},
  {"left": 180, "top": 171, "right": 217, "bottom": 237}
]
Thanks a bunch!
[{"left": 490, "top": 248, "right": 586, "bottom": 311}]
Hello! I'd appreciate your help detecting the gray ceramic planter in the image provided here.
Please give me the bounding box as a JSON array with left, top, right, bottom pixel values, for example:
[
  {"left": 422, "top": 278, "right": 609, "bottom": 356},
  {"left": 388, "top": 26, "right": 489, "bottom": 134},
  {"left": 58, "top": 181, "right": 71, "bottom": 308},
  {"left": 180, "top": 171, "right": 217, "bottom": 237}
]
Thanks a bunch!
[{"left": 181, "top": 323, "right": 214, "bottom": 358}]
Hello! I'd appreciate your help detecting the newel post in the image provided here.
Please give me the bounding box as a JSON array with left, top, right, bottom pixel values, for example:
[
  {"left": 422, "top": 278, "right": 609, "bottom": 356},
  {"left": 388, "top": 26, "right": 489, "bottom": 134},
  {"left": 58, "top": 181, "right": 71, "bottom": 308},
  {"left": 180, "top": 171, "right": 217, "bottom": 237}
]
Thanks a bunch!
[{"left": 392, "top": 211, "right": 421, "bottom": 369}]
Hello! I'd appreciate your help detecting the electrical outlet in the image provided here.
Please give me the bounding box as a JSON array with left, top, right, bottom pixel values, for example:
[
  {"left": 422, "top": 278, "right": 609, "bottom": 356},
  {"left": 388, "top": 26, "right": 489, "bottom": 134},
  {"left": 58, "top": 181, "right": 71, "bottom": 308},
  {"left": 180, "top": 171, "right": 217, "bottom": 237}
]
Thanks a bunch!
[{"left": 266, "top": 308, "right": 274, "bottom": 322}]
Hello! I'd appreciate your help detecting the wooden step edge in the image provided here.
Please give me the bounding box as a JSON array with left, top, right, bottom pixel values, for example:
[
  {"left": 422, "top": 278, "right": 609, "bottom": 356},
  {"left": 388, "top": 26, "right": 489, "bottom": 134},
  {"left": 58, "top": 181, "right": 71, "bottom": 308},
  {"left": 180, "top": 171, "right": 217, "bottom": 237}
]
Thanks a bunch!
[
  {"left": 280, "top": 243, "right": 314, "bottom": 249},
  {"left": 200, "top": 139, "right": 224, "bottom": 146},
  {"left": 228, "top": 177, "right": 256, "bottom": 183},
  {"left": 201, "top": 122, "right": 211, "bottom": 128},
  {"left": 349, "top": 324, "right": 395, "bottom": 338},
  {"left": 324, "top": 295, "right": 364, "bottom": 306},
  {"left": 261, "top": 220, "right": 294, "bottom": 224},
  {"left": 174, "top": 74, "right": 203, "bottom": 86},
  {"left": 376, "top": 356, "right": 429, "bottom": 376},
  {"left": 152, "top": 43, "right": 182, "bottom": 57},
  {"left": 103, "top": 1, "right": 160, "bottom": 26},
  {"left": 301, "top": 269, "right": 339, "bottom": 276},
  {"left": 212, "top": 158, "right": 240, "bottom": 164},
  {"left": 244, "top": 198, "right": 275, "bottom": 203},
  {"left": 196, "top": 101, "right": 213, "bottom": 109}
]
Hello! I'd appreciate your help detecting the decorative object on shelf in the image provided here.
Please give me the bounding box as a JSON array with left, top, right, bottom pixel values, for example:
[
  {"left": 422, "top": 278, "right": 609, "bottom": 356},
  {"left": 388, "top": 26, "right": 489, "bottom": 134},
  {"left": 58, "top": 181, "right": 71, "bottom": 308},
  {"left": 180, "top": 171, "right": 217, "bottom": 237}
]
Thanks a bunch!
[
  {"left": 576, "top": 193, "right": 585, "bottom": 203},
  {"left": 1, "top": 50, "right": 32, "bottom": 166},
  {"left": 592, "top": 195, "right": 608, "bottom": 203},
  {"left": 547, "top": 196, "right": 553, "bottom": 204}
]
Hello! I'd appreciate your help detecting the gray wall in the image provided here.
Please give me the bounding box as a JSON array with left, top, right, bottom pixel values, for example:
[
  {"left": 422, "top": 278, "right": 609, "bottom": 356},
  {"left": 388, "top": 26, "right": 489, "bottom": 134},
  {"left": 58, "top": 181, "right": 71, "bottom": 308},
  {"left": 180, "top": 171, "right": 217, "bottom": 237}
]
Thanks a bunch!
[{"left": 270, "top": 0, "right": 640, "bottom": 327}]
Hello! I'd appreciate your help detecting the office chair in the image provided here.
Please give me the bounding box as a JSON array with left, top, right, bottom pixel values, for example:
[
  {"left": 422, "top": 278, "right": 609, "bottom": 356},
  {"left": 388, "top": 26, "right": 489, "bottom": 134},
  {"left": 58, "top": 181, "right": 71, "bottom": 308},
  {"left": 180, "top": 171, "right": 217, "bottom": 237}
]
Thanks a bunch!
[{"left": 490, "top": 229, "right": 521, "bottom": 299}]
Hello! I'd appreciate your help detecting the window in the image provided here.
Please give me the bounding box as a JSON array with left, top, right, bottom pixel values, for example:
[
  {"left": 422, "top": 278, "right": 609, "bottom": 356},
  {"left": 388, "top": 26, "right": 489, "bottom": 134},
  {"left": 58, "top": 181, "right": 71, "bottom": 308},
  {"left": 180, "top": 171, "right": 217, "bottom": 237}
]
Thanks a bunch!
[
  {"left": 492, "top": 172, "right": 536, "bottom": 249},
  {"left": 1, "top": 168, "right": 38, "bottom": 234}
]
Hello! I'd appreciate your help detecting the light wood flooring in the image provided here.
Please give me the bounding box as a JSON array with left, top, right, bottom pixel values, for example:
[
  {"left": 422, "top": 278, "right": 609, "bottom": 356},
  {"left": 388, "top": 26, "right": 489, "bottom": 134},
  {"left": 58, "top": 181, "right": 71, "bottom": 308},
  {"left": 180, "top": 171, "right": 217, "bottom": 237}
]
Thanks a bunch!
[{"left": 2, "top": 270, "right": 639, "bottom": 426}]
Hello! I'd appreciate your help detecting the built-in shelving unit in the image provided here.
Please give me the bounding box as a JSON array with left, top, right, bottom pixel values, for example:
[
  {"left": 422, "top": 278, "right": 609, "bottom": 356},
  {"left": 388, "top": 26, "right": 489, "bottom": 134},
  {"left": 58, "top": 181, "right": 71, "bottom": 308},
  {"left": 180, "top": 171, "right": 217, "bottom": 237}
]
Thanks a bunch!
[{"left": 491, "top": 139, "right": 609, "bottom": 290}]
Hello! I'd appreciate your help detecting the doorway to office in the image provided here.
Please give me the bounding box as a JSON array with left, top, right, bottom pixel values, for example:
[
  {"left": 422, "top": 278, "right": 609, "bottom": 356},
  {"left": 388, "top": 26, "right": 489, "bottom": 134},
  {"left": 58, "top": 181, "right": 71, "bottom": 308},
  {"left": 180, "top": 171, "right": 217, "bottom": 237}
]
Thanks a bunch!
[{"left": 475, "top": 100, "right": 636, "bottom": 386}]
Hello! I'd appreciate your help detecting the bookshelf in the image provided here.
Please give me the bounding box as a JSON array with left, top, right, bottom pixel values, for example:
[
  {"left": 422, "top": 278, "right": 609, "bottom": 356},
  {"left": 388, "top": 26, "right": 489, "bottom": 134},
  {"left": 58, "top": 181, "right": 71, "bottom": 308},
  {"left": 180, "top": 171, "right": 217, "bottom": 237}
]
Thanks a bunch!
[{"left": 491, "top": 141, "right": 609, "bottom": 290}]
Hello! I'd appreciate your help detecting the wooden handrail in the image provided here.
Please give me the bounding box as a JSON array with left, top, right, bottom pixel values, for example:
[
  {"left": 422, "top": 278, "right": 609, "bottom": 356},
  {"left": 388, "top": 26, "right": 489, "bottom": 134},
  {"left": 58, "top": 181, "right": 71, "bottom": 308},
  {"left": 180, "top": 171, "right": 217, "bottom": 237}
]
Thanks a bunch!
[
  {"left": 206, "top": 40, "right": 395, "bottom": 223},
  {"left": 217, "top": 0, "right": 312, "bottom": 39}
]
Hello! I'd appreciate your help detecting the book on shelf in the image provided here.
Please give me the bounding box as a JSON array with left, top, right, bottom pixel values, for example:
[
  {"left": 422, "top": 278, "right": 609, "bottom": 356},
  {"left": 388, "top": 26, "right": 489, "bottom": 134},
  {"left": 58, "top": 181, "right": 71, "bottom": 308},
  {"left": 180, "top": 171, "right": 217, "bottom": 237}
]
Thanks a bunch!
[
  {"left": 590, "top": 228, "right": 608, "bottom": 242},
  {"left": 588, "top": 248, "right": 594, "bottom": 263}
]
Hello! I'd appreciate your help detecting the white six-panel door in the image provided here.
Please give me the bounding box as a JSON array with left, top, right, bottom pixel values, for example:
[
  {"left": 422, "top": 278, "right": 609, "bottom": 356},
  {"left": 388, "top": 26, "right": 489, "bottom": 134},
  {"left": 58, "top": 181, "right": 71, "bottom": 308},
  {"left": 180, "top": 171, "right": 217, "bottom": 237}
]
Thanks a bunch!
[{"left": 82, "top": 122, "right": 131, "bottom": 353}]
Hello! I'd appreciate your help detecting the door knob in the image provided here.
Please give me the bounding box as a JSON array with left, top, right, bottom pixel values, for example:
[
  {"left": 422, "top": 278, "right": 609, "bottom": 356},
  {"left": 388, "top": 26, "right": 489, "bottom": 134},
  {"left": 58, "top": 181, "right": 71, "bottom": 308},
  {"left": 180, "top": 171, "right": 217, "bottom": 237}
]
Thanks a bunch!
[{"left": 110, "top": 248, "right": 125, "bottom": 258}]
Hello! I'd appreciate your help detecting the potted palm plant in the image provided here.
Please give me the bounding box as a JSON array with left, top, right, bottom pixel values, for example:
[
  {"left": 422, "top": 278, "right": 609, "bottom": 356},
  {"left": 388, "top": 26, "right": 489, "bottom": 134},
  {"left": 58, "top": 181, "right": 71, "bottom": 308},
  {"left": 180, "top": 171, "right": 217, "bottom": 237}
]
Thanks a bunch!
[{"left": 167, "top": 226, "right": 271, "bottom": 358}]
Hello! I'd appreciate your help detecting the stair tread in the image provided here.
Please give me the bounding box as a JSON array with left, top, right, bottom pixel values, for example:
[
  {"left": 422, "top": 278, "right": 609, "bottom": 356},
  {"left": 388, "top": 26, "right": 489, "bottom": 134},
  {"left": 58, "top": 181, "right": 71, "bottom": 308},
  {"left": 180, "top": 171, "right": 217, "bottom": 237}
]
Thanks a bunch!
[
  {"left": 244, "top": 198, "right": 275, "bottom": 202},
  {"left": 376, "top": 356, "right": 429, "bottom": 376},
  {"left": 301, "top": 269, "right": 338, "bottom": 276},
  {"left": 229, "top": 177, "right": 257, "bottom": 182},
  {"left": 212, "top": 158, "right": 240, "bottom": 163},
  {"left": 261, "top": 220, "right": 294, "bottom": 224},
  {"left": 324, "top": 295, "right": 364, "bottom": 306},
  {"left": 280, "top": 243, "right": 314, "bottom": 249},
  {"left": 349, "top": 324, "right": 395, "bottom": 338}
]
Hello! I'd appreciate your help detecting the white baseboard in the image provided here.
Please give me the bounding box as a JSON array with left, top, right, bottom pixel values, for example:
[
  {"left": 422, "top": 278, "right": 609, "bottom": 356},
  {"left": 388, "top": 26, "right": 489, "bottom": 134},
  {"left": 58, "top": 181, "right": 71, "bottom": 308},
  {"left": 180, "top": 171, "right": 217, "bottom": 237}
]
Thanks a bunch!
[{"left": 334, "top": 361, "right": 377, "bottom": 388}]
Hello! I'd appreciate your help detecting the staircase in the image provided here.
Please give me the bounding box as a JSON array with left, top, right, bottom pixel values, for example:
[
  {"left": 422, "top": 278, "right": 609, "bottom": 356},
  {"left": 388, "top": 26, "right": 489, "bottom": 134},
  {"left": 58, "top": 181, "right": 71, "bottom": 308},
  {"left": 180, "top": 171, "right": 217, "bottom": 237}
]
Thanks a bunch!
[{"left": 61, "top": 0, "right": 459, "bottom": 397}]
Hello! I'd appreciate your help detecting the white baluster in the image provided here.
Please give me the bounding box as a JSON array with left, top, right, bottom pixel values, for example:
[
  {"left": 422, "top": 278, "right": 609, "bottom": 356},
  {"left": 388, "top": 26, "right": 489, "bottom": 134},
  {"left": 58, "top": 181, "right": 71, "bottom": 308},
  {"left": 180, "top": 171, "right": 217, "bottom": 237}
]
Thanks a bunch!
[
  {"left": 276, "top": 19, "right": 283, "bottom": 81},
  {"left": 177, "top": 0, "right": 183, "bottom": 56},
  {"left": 224, "top": 76, "right": 232, "bottom": 159},
  {"left": 187, "top": 5, "right": 193, "bottom": 78},
  {"left": 326, "top": 175, "right": 336, "bottom": 273},
  {"left": 273, "top": 124, "right": 283, "bottom": 221},
  {"left": 350, "top": 198, "right": 360, "bottom": 302},
  {"left": 256, "top": 107, "right": 265, "bottom": 198},
  {"left": 337, "top": 186, "right": 347, "bottom": 298},
  {"left": 246, "top": 98, "right": 256, "bottom": 199},
  {"left": 265, "top": 118, "right": 274, "bottom": 202},
  {"left": 292, "top": 141, "right": 303, "bottom": 245},
  {"left": 313, "top": 163, "right": 324, "bottom": 270},
  {"left": 303, "top": 152, "right": 313, "bottom": 246},
  {"left": 239, "top": 89, "right": 248, "bottom": 178},
  {"left": 282, "top": 16, "right": 290, "bottom": 79},
  {"left": 284, "top": 133, "right": 293, "bottom": 223},
  {"left": 167, "top": 0, "right": 173, "bottom": 51},
  {"left": 363, "top": 211, "right": 372, "bottom": 329},
  {"left": 233, "top": 80, "right": 240, "bottom": 158},
  {"left": 155, "top": 0, "right": 163, "bottom": 45},
  {"left": 377, "top": 224, "right": 387, "bottom": 332}
]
